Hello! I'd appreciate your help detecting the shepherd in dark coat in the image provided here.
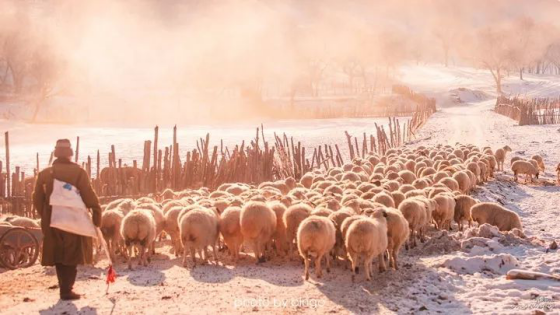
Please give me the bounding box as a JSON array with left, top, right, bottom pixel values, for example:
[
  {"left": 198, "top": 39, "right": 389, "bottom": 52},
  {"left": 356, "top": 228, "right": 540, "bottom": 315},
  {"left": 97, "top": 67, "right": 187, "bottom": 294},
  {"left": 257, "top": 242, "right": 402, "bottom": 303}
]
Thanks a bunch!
[{"left": 33, "top": 139, "right": 102, "bottom": 300}]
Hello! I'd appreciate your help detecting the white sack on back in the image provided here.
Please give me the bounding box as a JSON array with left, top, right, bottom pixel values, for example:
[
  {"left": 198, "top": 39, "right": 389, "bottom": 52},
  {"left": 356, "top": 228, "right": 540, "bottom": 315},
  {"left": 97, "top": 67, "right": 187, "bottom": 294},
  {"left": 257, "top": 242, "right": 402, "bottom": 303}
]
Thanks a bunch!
[{"left": 50, "top": 179, "right": 97, "bottom": 238}]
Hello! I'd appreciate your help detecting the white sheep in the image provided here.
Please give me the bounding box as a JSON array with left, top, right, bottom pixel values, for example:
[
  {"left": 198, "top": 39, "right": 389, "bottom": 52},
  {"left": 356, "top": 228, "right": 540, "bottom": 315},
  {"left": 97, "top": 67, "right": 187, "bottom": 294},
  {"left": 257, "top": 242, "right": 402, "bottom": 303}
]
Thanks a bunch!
[
  {"left": 439, "top": 177, "right": 460, "bottom": 192},
  {"left": 297, "top": 216, "right": 336, "bottom": 280},
  {"left": 477, "top": 161, "right": 488, "bottom": 182},
  {"left": 531, "top": 155, "right": 545, "bottom": 172},
  {"left": 106, "top": 198, "right": 136, "bottom": 214},
  {"left": 454, "top": 195, "right": 477, "bottom": 231},
  {"left": 372, "top": 208, "right": 409, "bottom": 270},
  {"left": 180, "top": 207, "right": 219, "bottom": 267},
  {"left": 483, "top": 155, "right": 497, "bottom": 177},
  {"left": 466, "top": 162, "right": 481, "bottom": 184},
  {"left": 471, "top": 202, "right": 522, "bottom": 231},
  {"left": 494, "top": 145, "right": 512, "bottom": 171},
  {"left": 328, "top": 210, "right": 353, "bottom": 262},
  {"left": 452, "top": 171, "right": 472, "bottom": 194},
  {"left": 300, "top": 173, "right": 315, "bottom": 188},
  {"left": 120, "top": 209, "right": 157, "bottom": 270},
  {"left": 269, "top": 202, "right": 289, "bottom": 256},
  {"left": 391, "top": 191, "right": 405, "bottom": 208},
  {"left": 136, "top": 203, "right": 165, "bottom": 238},
  {"left": 432, "top": 194, "right": 456, "bottom": 230},
  {"left": 412, "top": 196, "right": 437, "bottom": 241},
  {"left": 373, "top": 192, "right": 395, "bottom": 208},
  {"left": 162, "top": 200, "right": 185, "bottom": 214},
  {"left": 100, "top": 209, "right": 125, "bottom": 262},
  {"left": 283, "top": 203, "right": 312, "bottom": 256},
  {"left": 219, "top": 206, "right": 244, "bottom": 263},
  {"left": 345, "top": 214, "right": 388, "bottom": 282},
  {"left": 465, "top": 170, "right": 478, "bottom": 192},
  {"left": 398, "top": 198, "right": 427, "bottom": 249},
  {"left": 163, "top": 206, "right": 184, "bottom": 257},
  {"left": 311, "top": 207, "right": 335, "bottom": 218},
  {"left": 510, "top": 156, "right": 523, "bottom": 167},
  {"left": 4, "top": 216, "right": 40, "bottom": 228},
  {"left": 240, "top": 201, "right": 277, "bottom": 263},
  {"left": 398, "top": 170, "right": 416, "bottom": 185},
  {"left": 511, "top": 160, "right": 539, "bottom": 183}
]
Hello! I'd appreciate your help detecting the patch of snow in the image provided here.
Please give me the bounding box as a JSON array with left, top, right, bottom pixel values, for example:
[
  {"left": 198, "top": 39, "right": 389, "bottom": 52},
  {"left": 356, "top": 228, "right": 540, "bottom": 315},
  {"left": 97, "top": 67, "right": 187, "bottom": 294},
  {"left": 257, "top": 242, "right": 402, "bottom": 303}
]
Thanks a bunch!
[
  {"left": 449, "top": 88, "right": 492, "bottom": 104},
  {"left": 442, "top": 254, "right": 519, "bottom": 275}
]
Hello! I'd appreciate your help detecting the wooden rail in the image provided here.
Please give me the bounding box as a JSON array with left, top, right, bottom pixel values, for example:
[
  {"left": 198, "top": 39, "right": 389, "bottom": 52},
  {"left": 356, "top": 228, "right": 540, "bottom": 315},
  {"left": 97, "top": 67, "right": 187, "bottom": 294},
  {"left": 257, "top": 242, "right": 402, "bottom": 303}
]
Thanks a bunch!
[{"left": 495, "top": 96, "right": 560, "bottom": 125}]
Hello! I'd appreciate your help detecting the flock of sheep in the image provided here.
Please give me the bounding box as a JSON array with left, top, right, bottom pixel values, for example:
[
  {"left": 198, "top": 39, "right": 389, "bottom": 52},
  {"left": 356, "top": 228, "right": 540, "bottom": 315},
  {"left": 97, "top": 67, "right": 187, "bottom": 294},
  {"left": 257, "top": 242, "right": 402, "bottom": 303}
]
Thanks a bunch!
[
  {"left": 0, "top": 142, "right": 554, "bottom": 282},
  {"left": 93, "top": 142, "right": 551, "bottom": 282}
]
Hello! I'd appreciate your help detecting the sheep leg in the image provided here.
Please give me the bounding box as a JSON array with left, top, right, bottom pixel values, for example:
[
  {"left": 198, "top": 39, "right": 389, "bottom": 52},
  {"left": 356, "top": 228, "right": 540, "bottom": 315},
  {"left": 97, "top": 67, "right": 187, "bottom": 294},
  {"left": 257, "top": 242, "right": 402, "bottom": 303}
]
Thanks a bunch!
[
  {"left": 172, "top": 235, "right": 178, "bottom": 257},
  {"left": 233, "top": 242, "right": 240, "bottom": 265},
  {"left": 146, "top": 243, "right": 152, "bottom": 264},
  {"left": 331, "top": 249, "right": 337, "bottom": 267},
  {"left": 378, "top": 253, "right": 386, "bottom": 272},
  {"left": 182, "top": 244, "right": 188, "bottom": 267},
  {"left": 136, "top": 245, "right": 143, "bottom": 266},
  {"left": 393, "top": 247, "right": 399, "bottom": 270},
  {"left": 127, "top": 245, "right": 133, "bottom": 270},
  {"left": 315, "top": 254, "right": 323, "bottom": 278},
  {"left": 274, "top": 240, "right": 282, "bottom": 257},
  {"left": 364, "top": 255, "right": 372, "bottom": 281},
  {"left": 134, "top": 245, "right": 141, "bottom": 266},
  {"left": 212, "top": 244, "right": 218, "bottom": 266},
  {"left": 200, "top": 248, "right": 208, "bottom": 265},
  {"left": 420, "top": 226, "right": 427, "bottom": 243},
  {"left": 350, "top": 253, "right": 358, "bottom": 282},
  {"left": 303, "top": 251, "right": 310, "bottom": 280},
  {"left": 191, "top": 247, "right": 197, "bottom": 267},
  {"left": 256, "top": 240, "right": 266, "bottom": 264},
  {"left": 177, "top": 238, "right": 184, "bottom": 257},
  {"left": 142, "top": 245, "right": 149, "bottom": 266},
  {"left": 288, "top": 239, "right": 294, "bottom": 258},
  {"left": 326, "top": 253, "right": 331, "bottom": 273}
]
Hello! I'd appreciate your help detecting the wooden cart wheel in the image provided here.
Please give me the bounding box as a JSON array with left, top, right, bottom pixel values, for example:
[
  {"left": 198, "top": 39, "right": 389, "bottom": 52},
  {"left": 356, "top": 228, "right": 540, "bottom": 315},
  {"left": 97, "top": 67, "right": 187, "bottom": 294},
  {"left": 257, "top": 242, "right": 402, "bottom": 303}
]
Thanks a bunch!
[{"left": 0, "top": 227, "right": 40, "bottom": 270}]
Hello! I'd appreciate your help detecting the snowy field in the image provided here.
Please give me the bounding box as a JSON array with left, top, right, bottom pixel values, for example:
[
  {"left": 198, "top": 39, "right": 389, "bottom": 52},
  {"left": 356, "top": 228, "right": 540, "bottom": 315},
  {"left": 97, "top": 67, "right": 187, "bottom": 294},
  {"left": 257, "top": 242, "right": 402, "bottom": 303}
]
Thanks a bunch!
[
  {"left": 1, "top": 65, "right": 560, "bottom": 314},
  {"left": 0, "top": 116, "right": 405, "bottom": 176}
]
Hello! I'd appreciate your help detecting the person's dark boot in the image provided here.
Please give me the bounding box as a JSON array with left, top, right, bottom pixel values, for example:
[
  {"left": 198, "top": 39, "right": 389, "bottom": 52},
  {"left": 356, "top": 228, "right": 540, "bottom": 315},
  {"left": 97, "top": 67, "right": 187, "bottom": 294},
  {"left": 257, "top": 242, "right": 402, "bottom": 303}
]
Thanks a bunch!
[
  {"left": 57, "top": 264, "right": 80, "bottom": 300},
  {"left": 60, "top": 291, "right": 81, "bottom": 301}
]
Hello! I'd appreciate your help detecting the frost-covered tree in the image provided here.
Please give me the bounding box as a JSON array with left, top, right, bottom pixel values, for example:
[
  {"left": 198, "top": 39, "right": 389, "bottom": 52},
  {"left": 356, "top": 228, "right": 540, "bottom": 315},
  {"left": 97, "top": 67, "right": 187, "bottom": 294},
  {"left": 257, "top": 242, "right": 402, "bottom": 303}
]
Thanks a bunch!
[
  {"left": 506, "top": 18, "right": 550, "bottom": 80},
  {"left": 469, "top": 26, "right": 511, "bottom": 94}
]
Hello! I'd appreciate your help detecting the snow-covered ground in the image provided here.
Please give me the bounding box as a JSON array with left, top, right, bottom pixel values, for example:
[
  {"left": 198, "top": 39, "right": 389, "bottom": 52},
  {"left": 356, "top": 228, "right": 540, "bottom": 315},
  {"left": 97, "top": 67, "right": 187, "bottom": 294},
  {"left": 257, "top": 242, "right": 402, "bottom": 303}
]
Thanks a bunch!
[
  {"left": 400, "top": 64, "right": 560, "bottom": 313},
  {"left": 1, "top": 64, "right": 559, "bottom": 314}
]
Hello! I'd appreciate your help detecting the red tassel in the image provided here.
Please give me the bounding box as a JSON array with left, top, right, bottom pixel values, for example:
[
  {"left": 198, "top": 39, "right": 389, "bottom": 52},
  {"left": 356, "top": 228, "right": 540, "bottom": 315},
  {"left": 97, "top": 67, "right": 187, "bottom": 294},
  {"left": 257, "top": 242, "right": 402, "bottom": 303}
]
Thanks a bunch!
[{"left": 106, "top": 265, "right": 116, "bottom": 284}]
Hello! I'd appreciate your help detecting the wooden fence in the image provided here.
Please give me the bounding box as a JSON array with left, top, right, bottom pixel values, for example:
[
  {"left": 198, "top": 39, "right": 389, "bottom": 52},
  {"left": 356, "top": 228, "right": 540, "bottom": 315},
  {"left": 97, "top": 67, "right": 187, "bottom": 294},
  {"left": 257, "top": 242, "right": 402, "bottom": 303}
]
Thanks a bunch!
[
  {"left": 495, "top": 96, "right": 560, "bottom": 126},
  {"left": 1, "top": 89, "right": 436, "bottom": 218}
]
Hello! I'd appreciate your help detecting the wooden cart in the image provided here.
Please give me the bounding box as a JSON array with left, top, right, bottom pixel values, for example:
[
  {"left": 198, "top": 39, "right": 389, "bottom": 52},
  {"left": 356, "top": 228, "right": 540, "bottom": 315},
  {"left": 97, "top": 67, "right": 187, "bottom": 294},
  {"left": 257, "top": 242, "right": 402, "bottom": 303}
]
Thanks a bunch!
[{"left": 0, "top": 225, "right": 42, "bottom": 269}]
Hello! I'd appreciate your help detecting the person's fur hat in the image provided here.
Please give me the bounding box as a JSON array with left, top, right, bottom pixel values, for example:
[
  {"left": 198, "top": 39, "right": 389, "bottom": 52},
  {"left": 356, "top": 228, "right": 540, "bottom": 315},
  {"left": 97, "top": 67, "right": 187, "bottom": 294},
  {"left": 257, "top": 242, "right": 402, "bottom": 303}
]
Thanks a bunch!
[{"left": 54, "top": 139, "right": 73, "bottom": 158}]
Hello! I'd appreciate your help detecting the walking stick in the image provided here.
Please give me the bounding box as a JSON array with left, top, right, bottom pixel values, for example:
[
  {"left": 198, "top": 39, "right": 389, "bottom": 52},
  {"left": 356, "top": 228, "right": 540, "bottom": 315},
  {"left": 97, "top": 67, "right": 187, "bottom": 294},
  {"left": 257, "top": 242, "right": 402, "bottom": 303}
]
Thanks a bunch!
[{"left": 96, "top": 228, "right": 117, "bottom": 294}]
